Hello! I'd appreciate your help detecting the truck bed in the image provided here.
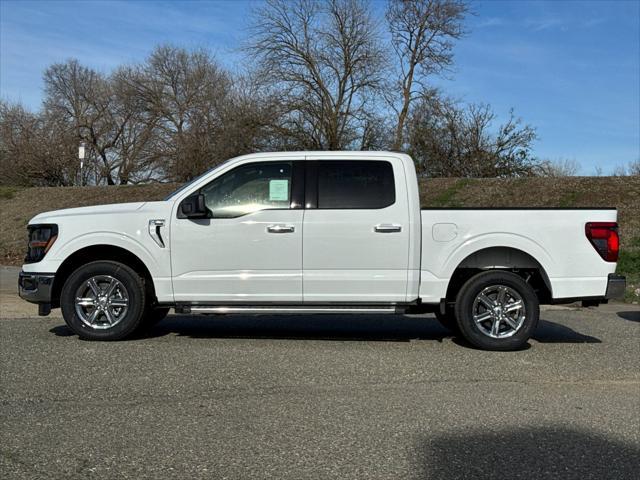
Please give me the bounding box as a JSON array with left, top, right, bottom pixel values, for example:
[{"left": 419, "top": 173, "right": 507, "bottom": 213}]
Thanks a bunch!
[{"left": 418, "top": 208, "right": 618, "bottom": 303}]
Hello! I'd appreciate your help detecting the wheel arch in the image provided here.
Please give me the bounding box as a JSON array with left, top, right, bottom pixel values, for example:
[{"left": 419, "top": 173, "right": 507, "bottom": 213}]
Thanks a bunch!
[
  {"left": 444, "top": 246, "right": 553, "bottom": 304},
  {"left": 51, "top": 245, "right": 156, "bottom": 308}
]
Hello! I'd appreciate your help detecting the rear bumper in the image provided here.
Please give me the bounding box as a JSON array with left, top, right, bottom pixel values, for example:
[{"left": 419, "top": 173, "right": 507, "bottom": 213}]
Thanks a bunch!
[
  {"left": 605, "top": 274, "right": 626, "bottom": 300},
  {"left": 545, "top": 273, "right": 626, "bottom": 306},
  {"left": 18, "top": 271, "right": 55, "bottom": 304}
]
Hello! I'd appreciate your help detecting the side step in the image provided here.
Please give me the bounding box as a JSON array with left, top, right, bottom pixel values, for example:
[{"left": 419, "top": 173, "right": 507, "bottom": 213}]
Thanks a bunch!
[{"left": 186, "top": 306, "right": 399, "bottom": 315}]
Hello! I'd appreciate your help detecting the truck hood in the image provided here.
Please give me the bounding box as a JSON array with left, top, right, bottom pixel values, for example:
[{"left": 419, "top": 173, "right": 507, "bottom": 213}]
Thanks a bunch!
[{"left": 29, "top": 202, "right": 153, "bottom": 224}]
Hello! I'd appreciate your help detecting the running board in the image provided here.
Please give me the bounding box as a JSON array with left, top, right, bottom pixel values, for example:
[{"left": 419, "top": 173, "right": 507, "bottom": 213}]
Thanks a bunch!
[{"left": 188, "top": 306, "right": 399, "bottom": 315}]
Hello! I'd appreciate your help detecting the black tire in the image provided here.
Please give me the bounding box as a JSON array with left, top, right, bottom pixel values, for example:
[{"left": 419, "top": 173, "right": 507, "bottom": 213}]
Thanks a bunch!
[
  {"left": 60, "top": 261, "right": 146, "bottom": 341},
  {"left": 454, "top": 270, "right": 539, "bottom": 351},
  {"left": 435, "top": 307, "right": 460, "bottom": 334}
]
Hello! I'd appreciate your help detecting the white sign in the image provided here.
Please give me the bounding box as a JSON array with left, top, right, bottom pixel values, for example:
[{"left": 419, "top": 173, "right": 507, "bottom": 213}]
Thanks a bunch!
[
  {"left": 269, "top": 179, "right": 289, "bottom": 201},
  {"left": 78, "top": 145, "right": 86, "bottom": 160}
]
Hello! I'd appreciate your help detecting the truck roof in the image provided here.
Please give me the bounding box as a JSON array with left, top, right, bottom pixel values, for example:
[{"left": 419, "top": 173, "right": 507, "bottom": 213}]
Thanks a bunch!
[{"left": 228, "top": 151, "right": 411, "bottom": 161}]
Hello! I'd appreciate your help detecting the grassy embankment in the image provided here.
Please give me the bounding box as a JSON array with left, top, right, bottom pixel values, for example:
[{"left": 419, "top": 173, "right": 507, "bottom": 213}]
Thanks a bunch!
[{"left": 1, "top": 176, "right": 638, "bottom": 302}]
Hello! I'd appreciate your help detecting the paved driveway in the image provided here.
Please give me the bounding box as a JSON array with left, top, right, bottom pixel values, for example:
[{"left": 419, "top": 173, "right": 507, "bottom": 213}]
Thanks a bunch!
[{"left": 1, "top": 292, "right": 639, "bottom": 479}]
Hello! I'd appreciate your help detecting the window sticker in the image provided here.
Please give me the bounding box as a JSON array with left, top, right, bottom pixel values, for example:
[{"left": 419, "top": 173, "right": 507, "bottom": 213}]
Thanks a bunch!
[{"left": 269, "top": 179, "right": 289, "bottom": 201}]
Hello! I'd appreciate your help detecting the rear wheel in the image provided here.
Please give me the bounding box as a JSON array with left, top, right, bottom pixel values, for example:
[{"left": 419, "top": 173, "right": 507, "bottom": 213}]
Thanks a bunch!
[
  {"left": 60, "top": 261, "right": 146, "bottom": 341},
  {"left": 454, "top": 271, "right": 539, "bottom": 351}
]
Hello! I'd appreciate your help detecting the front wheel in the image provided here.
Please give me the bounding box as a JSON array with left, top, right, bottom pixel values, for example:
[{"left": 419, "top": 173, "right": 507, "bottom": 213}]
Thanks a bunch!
[
  {"left": 454, "top": 271, "right": 539, "bottom": 351},
  {"left": 60, "top": 261, "right": 146, "bottom": 341}
]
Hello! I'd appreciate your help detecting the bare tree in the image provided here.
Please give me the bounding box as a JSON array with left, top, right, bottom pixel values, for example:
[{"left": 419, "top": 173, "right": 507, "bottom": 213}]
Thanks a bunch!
[
  {"left": 407, "top": 91, "right": 538, "bottom": 177},
  {"left": 3, "top": 16, "right": 551, "bottom": 187},
  {"left": 246, "top": 0, "right": 386, "bottom": 150},
  {"left": 213, "top": 75, "right": 284, "bottom": 158},
  {"left": 109, "top": 68, "right": 162, "bottom": 183},
  {"left": 386, "top": 0, "right": 468, "bottom": 150},
  {"left": 611, "top": 160, "right": 639, "bottom": 176},
  {"left": 537, "top": 158, "right": 581, "bottom": 177},
  {"left": 612, "top": 164, "right": 628, "bottom": 176},
  {"left": 0, "top": 100, "right": 77, "bottom": 186},
  {"left": 43, "top": 60, "right": 135, "bottom": 184},
  {"left": 40, "top": 47, "right": 277, "bottom": 184},
  {"left": 0, "top": 101, "right": 43, "bottom": 185},
  {"left": 124, "top": 45, "right": 233, "bottom": 181}
]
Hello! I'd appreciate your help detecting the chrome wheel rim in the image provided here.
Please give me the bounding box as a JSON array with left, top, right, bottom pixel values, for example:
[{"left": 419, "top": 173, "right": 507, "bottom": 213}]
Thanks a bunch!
[
  {"left": 472, "top": 285, "right": 526, "bottom": 339},
  {"left": 74, "top": 275, "right": 129, "bottom": 330}
]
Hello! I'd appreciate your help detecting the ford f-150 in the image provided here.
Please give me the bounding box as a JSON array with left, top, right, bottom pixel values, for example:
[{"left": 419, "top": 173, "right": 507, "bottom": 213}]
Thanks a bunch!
[{"left": 18, "top": 151, "right": 626, "bottom": 350}]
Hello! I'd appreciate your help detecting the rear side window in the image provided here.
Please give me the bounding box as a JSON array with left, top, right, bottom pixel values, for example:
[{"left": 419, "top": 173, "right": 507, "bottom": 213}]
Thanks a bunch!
[{"left": 317, "top": 161, "right": 395, "bottom": 209}]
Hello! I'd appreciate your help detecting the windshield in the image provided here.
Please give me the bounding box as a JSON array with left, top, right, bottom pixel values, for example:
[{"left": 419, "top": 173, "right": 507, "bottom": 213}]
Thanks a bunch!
[{"left": 163, "top": 158, "right": 236, "bottom": 201}]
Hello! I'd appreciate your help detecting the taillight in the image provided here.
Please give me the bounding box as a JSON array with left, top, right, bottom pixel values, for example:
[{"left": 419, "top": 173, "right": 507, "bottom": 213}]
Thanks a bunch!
[
  {"left": 585, "top": 222, "right": 619, "bottom": 262},
  {"left": 25, "top": 224, "right": 58, "bottom": 264}
]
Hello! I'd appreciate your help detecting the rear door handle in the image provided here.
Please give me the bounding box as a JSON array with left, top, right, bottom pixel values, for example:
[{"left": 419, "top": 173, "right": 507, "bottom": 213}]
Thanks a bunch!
[
  {"left": 374, "top": 224, "right": 402, "bottom": 233},
  {"left": 267, "top": 224, "right": 295, "bottom": 233}
]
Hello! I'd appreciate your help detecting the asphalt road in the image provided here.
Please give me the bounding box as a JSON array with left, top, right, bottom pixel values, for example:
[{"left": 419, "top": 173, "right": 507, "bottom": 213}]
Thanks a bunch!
[{"left": 1, "top": 301, "right": 639, "bottom": 479}]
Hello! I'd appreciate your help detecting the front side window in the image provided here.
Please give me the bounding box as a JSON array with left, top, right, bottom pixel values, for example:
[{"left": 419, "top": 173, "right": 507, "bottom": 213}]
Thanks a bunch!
[
  {"left": 201, "top": 162, "right": 292, "bottom": 218},
  {"left": 317, "top": 161, "right": 395, "bottom": 209}
]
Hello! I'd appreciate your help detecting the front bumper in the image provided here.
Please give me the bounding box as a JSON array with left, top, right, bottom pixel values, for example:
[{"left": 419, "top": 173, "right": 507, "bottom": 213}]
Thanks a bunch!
[
  {"left": 18, "top": 271, "right": 55, "bottom": 305},
  {"left": 605, "top": 273, "right": 626, "bottom": 300}
]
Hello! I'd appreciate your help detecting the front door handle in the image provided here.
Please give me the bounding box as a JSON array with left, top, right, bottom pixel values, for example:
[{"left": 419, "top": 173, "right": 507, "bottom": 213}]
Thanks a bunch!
[
  {"left": 267, "top": 224, "right": 295, "bottom": 233},
  {"left": 374, "top": 224, "right": 402, "bottom": 233}
]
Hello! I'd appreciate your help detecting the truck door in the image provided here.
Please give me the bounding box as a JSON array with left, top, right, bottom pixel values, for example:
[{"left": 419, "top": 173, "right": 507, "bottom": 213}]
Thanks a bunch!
[
  {"left": 302, "top": 157, "right": 410, "bottom": 303},
  {"left": 171, "top": 160, "right": 304, "bottom": 303}
]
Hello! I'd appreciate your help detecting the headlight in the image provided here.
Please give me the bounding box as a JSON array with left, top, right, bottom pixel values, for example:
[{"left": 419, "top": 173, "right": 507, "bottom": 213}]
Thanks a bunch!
[{"left": 25, "top": 224, "right": 58, "bottom": 264}]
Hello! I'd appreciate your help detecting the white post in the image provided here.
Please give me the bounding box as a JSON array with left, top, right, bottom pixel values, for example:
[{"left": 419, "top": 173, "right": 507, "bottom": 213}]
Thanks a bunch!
[{"left": 78, "top": 143, "right": 86, "bottom": 186}]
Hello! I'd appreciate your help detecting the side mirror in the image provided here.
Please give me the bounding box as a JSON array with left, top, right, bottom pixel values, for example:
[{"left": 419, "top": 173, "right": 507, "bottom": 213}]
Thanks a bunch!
[{"left": 179, "top": 193, "right": 208, "bottom": 219}]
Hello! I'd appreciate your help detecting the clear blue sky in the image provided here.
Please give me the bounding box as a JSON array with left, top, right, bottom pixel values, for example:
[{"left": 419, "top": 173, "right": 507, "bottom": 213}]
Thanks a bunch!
[{"left": 1, "top": 0, "right": 638, "bottom": 174}]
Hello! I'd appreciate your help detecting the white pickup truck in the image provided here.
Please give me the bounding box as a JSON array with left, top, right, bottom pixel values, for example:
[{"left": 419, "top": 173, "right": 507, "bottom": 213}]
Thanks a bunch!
[{"left": 19, "top": 151, "right": 625, "bottom": 350}]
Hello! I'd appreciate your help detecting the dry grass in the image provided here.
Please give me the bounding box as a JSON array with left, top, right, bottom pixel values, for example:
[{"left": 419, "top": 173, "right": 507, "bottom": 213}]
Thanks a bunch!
[
  {"left": 0, "top": 184, "right": 177, "bottom": 264},
  {"left": 2, "top": 177, "right": 638, "bottom": 301},
  {"left": 419, "top": 177, "right": 640, "bottom": 244}
]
